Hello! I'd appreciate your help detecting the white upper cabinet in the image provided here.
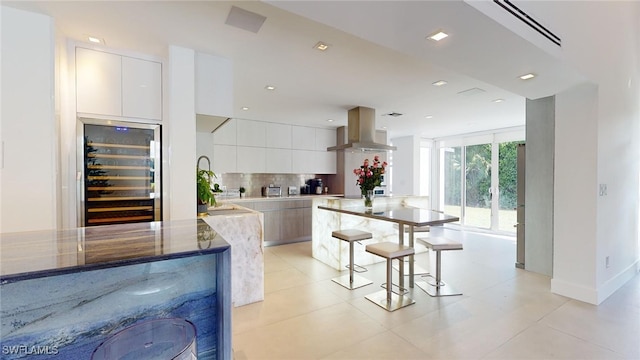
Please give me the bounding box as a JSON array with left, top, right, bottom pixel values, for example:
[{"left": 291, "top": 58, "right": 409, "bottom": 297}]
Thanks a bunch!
[
  {"left": 291, "top": 126, "right": 316, "bottom": 150},
  {"left": 213, "top": 118, "right": 236, "bottom": 145},
  {"left": 236, "top": 119, "right": 266, "bottom": 147},
  {"left": 122, "top": 56, "right": 162, "bottom": 120},
  {"left": 212, "top": 144, "right": 237, "bottom": 174},
  {"left": 195, "top": 52, "right": 233, "bottom": 117},
  {"left": 76, "top": 48, "right": 122, "bottom": 117},
  {"left": 265, "top": 148, "right": 292, "bottom": 173},
  {"left": 76, "top": 47, "right": 162, "bottom": 121},
  {"left": 315, "top": 128, "right": 337, "bottom": 150},
  {"left": 315, "top": 151, "right": 337, "bottom": 174},
  {"left": 236, "top": 146, "right": 266, "bottom": 173},
  {"left": 266, "top": 123, "right": 292, "bottom": 149},
  {"left": 291, "top": 150, "right": 316, "bottom": 174}
]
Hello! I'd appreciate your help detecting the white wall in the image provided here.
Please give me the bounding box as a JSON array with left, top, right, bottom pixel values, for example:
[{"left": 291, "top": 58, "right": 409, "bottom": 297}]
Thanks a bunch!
[
  {"left": 391, "top": 135, "right": 420, "bottom": 196},
  {"left": 527, "top": 1, "right": 640, "bottom": 304},
  {"left": 167, "top": 46, "right": 196, "bottom": 220},
  {"left": 551, "top": 84, "right": 599, "bottom": 302},
  {"left": 1, "top": 6, "right": 57, "bottom": 232}
]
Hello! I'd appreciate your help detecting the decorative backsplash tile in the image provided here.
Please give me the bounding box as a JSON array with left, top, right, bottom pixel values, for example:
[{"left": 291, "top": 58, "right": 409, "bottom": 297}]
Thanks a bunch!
[{"left": 213, "top": 173, "right": 329, "bottom": 198}]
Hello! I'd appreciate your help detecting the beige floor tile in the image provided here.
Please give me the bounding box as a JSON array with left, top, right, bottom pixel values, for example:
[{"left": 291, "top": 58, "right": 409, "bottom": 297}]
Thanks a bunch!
[
  {"left": 264, "top": 267, "right": 314, "bottom": 293},
  {"left": 232, "top": 281, "right": 344, "bottom": 335},
  {"left": 320, "top": 330, "right": 428, "bottom": 359},
  {"left": 540, "top": 299, "right": 640, "bottom": 358},
  {"left": 264, "top": 248, "right": 293, "bottom": 273},
  {"left": 233, "top": 302, "right": 386, "bottom": 359},
  {"left": 484, "top": 323, "right": 627, "bottom": 359},
  {"left": 233, "top": 232, "right": 640, "bottom": 360}
]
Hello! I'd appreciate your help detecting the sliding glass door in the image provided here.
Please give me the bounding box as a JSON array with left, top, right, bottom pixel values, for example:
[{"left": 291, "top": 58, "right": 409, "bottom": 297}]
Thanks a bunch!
[{"left": 438, "top": 137, "right": 522, "bottom": 233}]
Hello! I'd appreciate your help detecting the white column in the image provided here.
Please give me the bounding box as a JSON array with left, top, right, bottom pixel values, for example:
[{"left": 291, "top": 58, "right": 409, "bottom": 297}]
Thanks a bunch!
[
  {"left": 1, "top": 6, "right": 56, "bottom": 232},
  {"left": 167, "top": 46, "right": 196, "bottom": 220}
]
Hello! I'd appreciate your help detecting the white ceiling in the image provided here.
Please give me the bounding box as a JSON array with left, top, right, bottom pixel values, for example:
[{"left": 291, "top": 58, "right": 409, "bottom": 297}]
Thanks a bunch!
[{"left": 3, "top": 1, "right": 586, "bottom": 139}]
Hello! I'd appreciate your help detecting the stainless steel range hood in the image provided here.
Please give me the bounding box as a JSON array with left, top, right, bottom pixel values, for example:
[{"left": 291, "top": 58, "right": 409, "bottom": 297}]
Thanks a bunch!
[{"left": 327, "top": 106, "right": 396, "bottom": 151}]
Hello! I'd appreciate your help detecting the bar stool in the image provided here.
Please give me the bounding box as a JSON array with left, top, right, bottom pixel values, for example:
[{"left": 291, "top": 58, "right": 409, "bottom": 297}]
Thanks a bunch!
[
  {"left": 393, "top": 224, "right": 431, "bottom": 275},
  {"left": 331, "top": 229, "right": 373, "bottom": 290},
  {"left": 416, "top": 237, "right": 463, "bottom": 297},
  {"left": 365, "top": 242, "right": 415, "bottom": 311}
]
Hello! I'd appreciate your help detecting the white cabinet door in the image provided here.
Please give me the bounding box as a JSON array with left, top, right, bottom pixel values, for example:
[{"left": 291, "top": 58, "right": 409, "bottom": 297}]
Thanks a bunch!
[
  {"left": 315, "top": 128, "right": 336, "bottom": 150},
  {"left": 291, "top": 150, "right": 316, "bottom": 174},
  {"left": 196, "top": 132, "right": 214, "bottom": 167},
  {"left": 122, "top": 56, "right": 162, "bottom": 120},
  {"left": 266, "top": 123, "right": 292, "bottom": 148},
  {"left": 315, "top": 151, "right": 337, "bottom": 174},
  {"left": 291, "top": 126, "right": 316, "bottom": 150},
  {"left": 212, "top": 144, "right": 237, "bottom": 174},
  {"left": 237, "top": 146, "right": 266, "bottom": 173},
  {"left": 265, "top": 148, "right": 292, "bottom": 173},
  {"left": 236, "top": 119, "right": 266, "bottom": 147},
  {"left": 195, "top": 52, "right": 233, "bottom": 117},
  {"left": 76, "top": 47, "right": 121, "bottom": 116},
  {"left": 213, "top": 118, "right": 236, "bottom": 145}
]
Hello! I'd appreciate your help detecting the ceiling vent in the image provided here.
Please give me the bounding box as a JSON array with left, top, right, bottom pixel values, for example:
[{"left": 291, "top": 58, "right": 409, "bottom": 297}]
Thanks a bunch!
[
  {"left": 225, "top": 6, "right": 267, "bottom": 33},
  {"left": 385, "top": 112, "right": 403, "bottom": 117},
  {"left": 457, "top": 87, "right": 486, "bottom": 96},
  {"left": 493, "top": 0, "right": 561, "bottom": 47}
]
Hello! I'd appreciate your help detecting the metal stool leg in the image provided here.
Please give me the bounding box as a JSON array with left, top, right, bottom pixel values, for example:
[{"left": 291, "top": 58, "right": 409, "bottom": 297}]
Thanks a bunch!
[
  {"left": 332, "top": 240, "right": 372, "bottom": 290},
  {"left": 416, "top": 249, "right": 462, "bottom": 297}
]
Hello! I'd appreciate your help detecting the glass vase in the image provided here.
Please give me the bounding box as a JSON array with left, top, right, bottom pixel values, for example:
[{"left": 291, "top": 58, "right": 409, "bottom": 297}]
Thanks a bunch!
[{"left": 363, "top": 190, "right": 374, "bottom": 208}]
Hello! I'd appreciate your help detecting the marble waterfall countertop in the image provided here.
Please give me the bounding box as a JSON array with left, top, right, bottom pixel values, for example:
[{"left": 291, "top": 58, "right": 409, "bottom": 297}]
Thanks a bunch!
[
  {"left": 0, "top": 219, "right": 229, "bottom": 281},
  {"left": 202, "top": 203, "right": 265, "bottom": 307}
]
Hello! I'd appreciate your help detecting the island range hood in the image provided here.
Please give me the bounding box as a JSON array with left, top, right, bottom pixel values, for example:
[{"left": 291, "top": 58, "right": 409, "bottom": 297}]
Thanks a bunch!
[{"left": 327, "top": 106, "right": 396, "bottom": 152}]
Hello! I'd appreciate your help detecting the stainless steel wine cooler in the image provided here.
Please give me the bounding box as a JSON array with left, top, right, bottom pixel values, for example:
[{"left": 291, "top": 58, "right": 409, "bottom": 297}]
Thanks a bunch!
[{"left": 79, "top": 119, "right": 161, "bottom": 226}]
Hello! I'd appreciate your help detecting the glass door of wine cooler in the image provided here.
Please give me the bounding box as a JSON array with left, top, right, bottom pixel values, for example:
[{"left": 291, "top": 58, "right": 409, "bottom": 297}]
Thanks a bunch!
[{"left": 81, "top": 120, "right": 161, "bottom": 226}]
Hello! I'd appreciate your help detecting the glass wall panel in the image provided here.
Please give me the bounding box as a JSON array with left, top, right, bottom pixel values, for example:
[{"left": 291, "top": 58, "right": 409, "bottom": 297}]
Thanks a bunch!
[
  {"left": 442, "top": 147, "right": 462, "bottom": 220},
  {"left": 464, "top": 144, "right": 492, "bottom": 228},
  {"left": 498, "top": 141, "right": 521, "bottom": 233}
]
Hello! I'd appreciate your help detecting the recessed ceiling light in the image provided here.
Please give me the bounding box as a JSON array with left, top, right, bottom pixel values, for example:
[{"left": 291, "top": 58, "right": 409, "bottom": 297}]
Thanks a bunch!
[
  {"left": 241, "top": 106, "right": 249, "bottom": 111},
  {"left": 493, "top": 98, "right": 505, "bottom": 103},
  {"left": 265, "top": 85, "right": 276, "bottom": 90},
  {"left": 327, "top": 119, "right": 334, "bottom": 122},
  {"left": 313, "top": 41, "right": 330, "bottom": 51},
  {"left": 519, "top": 73, "right": 536, "bottom": 80},
  {"left": 427, "top": 30, "right": 449, "bottom": 42},
  {"left": 432, "top": 80, "right": 448, "bottom": 86},
  {"left": 88, "top": 36, "right": 102, "bottom": 44},
  {"left": 425, "top": 115, "right": 434, "bottom": 119}
]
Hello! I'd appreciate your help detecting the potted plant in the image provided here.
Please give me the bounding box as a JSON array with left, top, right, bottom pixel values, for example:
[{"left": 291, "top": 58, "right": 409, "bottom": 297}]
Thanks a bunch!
[{"left": 197, "top": 168, "right": 218, "bottom": 216}]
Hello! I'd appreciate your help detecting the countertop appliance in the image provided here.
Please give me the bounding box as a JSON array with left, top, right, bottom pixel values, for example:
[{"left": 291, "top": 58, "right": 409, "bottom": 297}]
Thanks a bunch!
[
  {"left": 80, "top": 119, "right": 161, "bottom": 226},
  {"left": 262, "top": 185, "right": 281, "bottom": 197},
  {"left": 288, "top": 186, "right": 298, "bottom": 196},
  {"left": 307, "top": 178, "right": 323, "bottom": 195}
]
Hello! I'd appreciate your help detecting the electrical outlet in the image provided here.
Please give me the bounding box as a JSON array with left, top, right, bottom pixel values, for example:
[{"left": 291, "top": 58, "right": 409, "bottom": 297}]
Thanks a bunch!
[
  {"left": 606, "top": 256, "right": 610, "bottom": 268},
  {"left": 599, "top": 184, "right": 608, "bottom": 196}
]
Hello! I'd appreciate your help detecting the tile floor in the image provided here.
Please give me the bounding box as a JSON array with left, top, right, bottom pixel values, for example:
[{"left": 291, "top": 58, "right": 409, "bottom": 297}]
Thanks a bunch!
[{"left": 232, "top": 227, "right": 640, "bottom": 359}]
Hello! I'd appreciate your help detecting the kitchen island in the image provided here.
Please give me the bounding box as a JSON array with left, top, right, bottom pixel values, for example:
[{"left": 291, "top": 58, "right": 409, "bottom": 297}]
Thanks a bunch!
[
  {"left": 312, "top": 195, "right": 432, "bottom": 270},
  {"left": 0, "top": 220, "right": 231, "bottom": 360}
]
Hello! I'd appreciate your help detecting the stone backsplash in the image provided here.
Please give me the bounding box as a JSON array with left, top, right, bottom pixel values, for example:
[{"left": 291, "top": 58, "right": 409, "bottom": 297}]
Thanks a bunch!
[{"left": 214, "top": 173, "right": 332, "bottom": 198}]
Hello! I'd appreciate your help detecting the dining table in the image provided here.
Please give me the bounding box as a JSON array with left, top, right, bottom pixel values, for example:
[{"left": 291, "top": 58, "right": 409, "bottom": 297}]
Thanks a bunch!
[{"left": 318, "top": 204, "right": 459, "bottom": 289}]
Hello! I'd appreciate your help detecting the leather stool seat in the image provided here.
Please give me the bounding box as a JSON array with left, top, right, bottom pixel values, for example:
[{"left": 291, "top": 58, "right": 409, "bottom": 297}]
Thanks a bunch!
[
  {"left": 416, "top": 237, "right": 463, "bottom": 297},
  {"left": 331, "top": 229, "right": 373, "bottom": 290},
  {"left": 364, "top": 242, "right": 415, "bottom": 311}
]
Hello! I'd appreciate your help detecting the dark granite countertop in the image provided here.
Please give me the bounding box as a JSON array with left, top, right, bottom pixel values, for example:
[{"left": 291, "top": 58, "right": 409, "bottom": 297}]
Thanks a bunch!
[{"left": 0, "top": 219, "right": 229, "bottom": 283}]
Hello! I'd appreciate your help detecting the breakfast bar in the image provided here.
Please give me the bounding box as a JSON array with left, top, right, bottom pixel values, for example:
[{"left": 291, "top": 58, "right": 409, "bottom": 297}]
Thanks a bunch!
[{"left": 313, "top": 196, "right": 459, "bottom": 287}]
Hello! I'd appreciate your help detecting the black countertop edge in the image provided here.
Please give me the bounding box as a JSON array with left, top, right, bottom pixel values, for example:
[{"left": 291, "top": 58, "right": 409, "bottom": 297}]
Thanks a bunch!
[{"left": 0, "top": 244, "right": 230, "bottom": 284}]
